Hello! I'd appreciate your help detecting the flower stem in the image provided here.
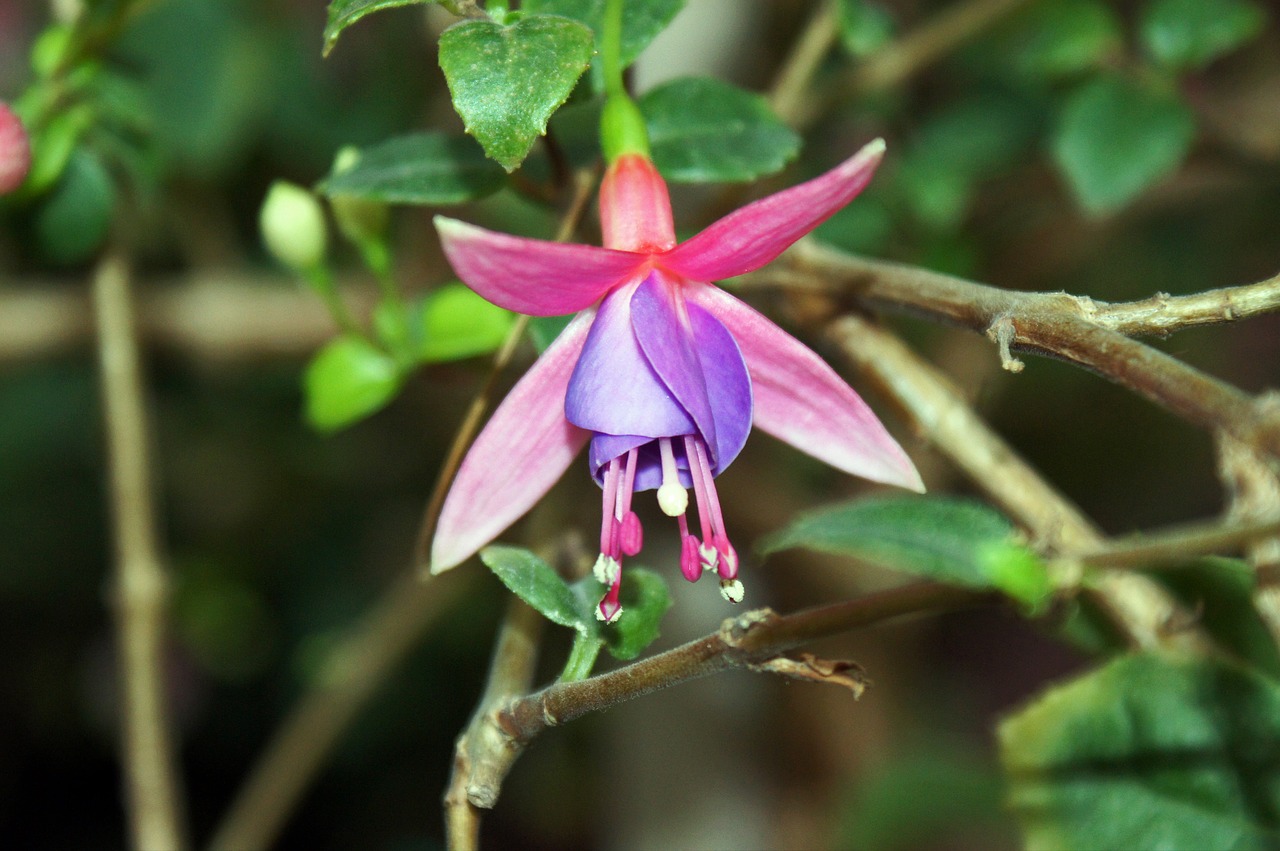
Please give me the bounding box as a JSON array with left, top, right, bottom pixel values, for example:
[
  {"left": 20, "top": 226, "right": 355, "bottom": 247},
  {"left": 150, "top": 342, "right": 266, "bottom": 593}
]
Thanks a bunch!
[
  {"left": 559, "top": 634, "right": 605, "bottom": 682},
  {"left": 598, "top": 0, "right": 650, "bottom": 162}
]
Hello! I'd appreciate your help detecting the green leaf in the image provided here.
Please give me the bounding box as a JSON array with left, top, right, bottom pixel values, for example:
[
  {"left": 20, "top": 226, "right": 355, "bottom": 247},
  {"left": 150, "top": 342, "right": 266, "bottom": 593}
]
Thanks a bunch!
[
  {"left": 438, "top": 15, "right": 594, "bottom": 172},
  {"left": 481, "top": 546, "right": 593, "bottom": 634},
  {"left": 1148, "top": 557, "right": 1280, "bottom": 679},
  {"left": 419, "top": 283, "right": 516, "bottom": 362},
  {"left": 303, "top": 335, "right": 402, "bottom": 432},
  {"left": 523, "top": 0, "right": 685, "bottom": 85},
  {"left": 760, "top": 496, "right": 1053, "bottom": 608},
  {"left": 1052, "top": 75, "right": 1195, "bottom": 215},
  {"left": 1140, "top": 0, "right": 1266, "bottom": 71},
  {"left": 318, "top": 133, "right": 505, "bottom": 205},
  {"left": 837, "top": 0, "right": 894, "bottom": 58},
  {"left": 602, "top": 568, "right": 671, "bottom": 660},
  {"left": 1000, "top": 653, "right": 1280, "bottom": 849},
  {"left": 1007, "top": 0, "right": 1123, "bottom": 78},
  {"left": 34, "top": 148, "right": 115, "bottom": 265},
  {"left": 640, "top": 77, "right": 800, "bottom": 183},
  {"left": 323, "top": 0, "right": 441, "bottom": 57}
]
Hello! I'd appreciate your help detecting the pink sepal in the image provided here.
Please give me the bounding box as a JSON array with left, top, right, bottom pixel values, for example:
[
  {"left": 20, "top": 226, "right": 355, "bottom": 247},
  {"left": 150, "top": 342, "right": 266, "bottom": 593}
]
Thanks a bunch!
[
  {"left": 434, "top": 216, "right": 647, "bottom": 316},
  {"left": 661, "top": 139, "right": 885, "bottom": 283},
  {"left": 693, "top": 286, "right": 924, "bottom": 492},
  {"left": 430, "top": 312, "right": 594, "bottom": 572}
]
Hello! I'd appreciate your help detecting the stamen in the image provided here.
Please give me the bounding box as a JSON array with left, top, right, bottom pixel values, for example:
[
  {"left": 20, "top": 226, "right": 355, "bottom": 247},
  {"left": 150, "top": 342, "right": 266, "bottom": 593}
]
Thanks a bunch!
[
  {"left": 683, "top": 435, "right": 714, "bottom": 543},
  {"left": 719, "top": 578, "right": 744, "bottom": 603},
  {"left": 620, "top": 510, "right": 643, "bottom": 556},
  {"left": 599, "top": 457, "right": 622, "bottom": 556},
  {"left": 597, "top": 572, "right": 623, "bottom": 623},
  {"left": 618, "top": 446, "right": 639, "bottom": 520},
  {"left": 593, "top": 553, "right": 620, "bottom": 586},
  {"left": 679, "top": 534, "right": 701, "bottom": 582},
  {"left": 656, "top": 437, "right": 688, "bottom": 517},
  {"left": 713, "top": 533, "right": 739, "bottom": 580}
]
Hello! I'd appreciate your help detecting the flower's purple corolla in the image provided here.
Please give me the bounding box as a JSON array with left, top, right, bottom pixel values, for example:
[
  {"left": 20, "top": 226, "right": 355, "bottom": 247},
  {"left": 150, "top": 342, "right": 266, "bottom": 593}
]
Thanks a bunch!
[{"left": 430, "top": 140, "right": 924, "bottom": 620}]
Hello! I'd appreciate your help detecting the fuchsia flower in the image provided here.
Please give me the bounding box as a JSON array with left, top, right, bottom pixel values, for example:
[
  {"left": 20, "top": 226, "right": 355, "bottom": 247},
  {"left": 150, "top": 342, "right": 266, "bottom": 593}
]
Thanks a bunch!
[{"left": 430, "top": 138, "right": 923, "bottom": 621}]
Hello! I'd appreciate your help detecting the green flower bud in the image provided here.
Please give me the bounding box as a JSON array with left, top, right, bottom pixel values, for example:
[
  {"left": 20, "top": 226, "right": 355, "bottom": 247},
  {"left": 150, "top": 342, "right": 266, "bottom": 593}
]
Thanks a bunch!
[{"left": 260, "top": 180, "right": 328, "bottom": 272}]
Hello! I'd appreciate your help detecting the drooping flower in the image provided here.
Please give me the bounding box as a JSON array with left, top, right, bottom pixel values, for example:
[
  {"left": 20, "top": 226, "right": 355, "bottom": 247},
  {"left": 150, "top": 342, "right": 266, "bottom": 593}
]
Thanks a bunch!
[{"left": 430, "top": 139, "right": 923, "bottom": 621}]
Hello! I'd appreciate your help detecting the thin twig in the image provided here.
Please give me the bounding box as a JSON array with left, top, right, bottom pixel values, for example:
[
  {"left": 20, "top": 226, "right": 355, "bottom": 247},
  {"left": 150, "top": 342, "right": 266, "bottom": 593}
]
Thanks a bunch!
[
  {"left": 207, "top": 570, "right": 475, "bottom": 851},
  {"left": 94, "top": 254, "right": 188, "bottom": 851},
  {"left": 443, "top": 599, "right": 544, "bottom": 851},
  {"left": 768, "top": 0, "right": 839, "bottom": 126},
  {"left": 803, "top": 0, "right": 1032, "bottom": 124},
  {"left": 413, "top": 167, "right": 600, "bottom": 573},
  {"left": 759, "top": 242, "right": 1280, "bottom": 460},
  {"left": 1077, "top": 514, "right": 1280, "bottom": 569}
]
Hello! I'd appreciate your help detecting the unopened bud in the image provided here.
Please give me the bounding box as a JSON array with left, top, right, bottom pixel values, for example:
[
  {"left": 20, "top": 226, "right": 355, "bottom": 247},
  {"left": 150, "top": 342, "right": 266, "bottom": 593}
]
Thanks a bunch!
[
  {"left": 260, "top": 180, "right": 327, "bottom": 272},
  {"left": 0, "top": 103, "right": 32, "bottom": 195},
  {"left": 329, "top": 146, "right": 389, "bottom": 246}
]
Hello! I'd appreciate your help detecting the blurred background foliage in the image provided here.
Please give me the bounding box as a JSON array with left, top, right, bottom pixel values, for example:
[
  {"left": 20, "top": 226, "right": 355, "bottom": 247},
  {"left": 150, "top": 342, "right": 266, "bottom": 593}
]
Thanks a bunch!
[{"left": 1, "top": 0, "right": 1278, "bottom": 848}]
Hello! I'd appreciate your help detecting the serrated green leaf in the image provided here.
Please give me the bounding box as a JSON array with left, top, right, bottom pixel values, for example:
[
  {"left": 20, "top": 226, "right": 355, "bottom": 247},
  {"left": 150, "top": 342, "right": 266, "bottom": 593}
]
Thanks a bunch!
[
  {"left": 323, "top": 0, "right": 441, "bottom": 57},
  {"left": 640, "top": 77, "right": 800, "bottom": 183},
  {"left": 481, "top": 546, "right": 593, "bottom": 633},
  {"left": 837, "top": 0, "right": 894, "bottom": 58},
  {"left": 304, "top": 335, "right": 402, "bottom": 432},
  {"left": 419, "top": 283, "right": 516, "bottom": 362},
  {"left": 1052, "top": 75, "right": 1195, "bottom": 215},
  {"left": 602, "top": 568, "right": 671, "bottom": 660},
  {"left": 523, "top": 0, "right": 684, "bottom": 86},
  {"left": 1140, "top": 0, "right": 1266, "bottom": 71},
  {"left": 1148, "top": 557, "right": 1280, "bottom": 678},
  {"left": 761, "top": 496, "right": 1052, "bottom": 607},
  {"left": 438, "top": 15, "right": 594, "bottom": 172},
  {"left": 318, "top": 133, "right": 505, "bottom": 205},
  {"left": 1000, "top": 654, "right": 1280, "bottom": 850},
  {"left": 1008, "top": 0, "right": 1122, "bottom": 78}
]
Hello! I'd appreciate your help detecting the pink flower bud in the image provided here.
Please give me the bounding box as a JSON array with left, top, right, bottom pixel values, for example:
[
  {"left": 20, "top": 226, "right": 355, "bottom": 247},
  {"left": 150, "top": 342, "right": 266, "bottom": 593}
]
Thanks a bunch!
[{"left": 0, "top": 103, "right": 32, "bottom": 195}]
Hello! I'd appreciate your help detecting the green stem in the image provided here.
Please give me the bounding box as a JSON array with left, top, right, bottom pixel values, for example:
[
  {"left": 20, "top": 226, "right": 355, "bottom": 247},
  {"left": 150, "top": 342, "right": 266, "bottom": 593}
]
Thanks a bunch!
[
  {"left": 304, "top": 265, "right": 362, "bottom": 338},
  {"left": 558, "top": 634, "right": 604, "bottom": 682},
  {"left": 601, "top": 0, "right": 625, "bottom": 99}
]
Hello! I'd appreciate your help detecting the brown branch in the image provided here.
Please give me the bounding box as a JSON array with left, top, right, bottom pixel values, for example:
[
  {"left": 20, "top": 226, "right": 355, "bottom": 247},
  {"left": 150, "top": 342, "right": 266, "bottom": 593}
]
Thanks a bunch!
[
  {"left": 443, "top": 599, "right": 544, "bottom": 851},
  {"left": 94, "top": 254, "right": 188, "bottom": 851},
  {"left": 762, "top": 242, "right": 1280, "bottom": 460},
  {"left": 497, "top": 583, "right": 990, "bottom": 748},
  {"left": 207, "top": 570, "right": 476, "bottom": 851},
  {"left": 768, "top": 0, "right": 838, "bottom": 126},
  {"left": 1091, "top": 272, "right": 1280, "bottom": 336},
  {"left": 1078, "top": 513, "right": 1280, "bottom": 569}
]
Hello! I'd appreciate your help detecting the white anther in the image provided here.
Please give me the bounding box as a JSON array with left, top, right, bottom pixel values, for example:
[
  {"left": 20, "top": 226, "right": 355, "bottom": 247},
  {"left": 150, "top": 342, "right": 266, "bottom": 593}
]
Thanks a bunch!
[
  {"left": 699, "top": 543, "right": 719, "bottom": 572},
  {"left": 593, "top": 554, "right": 620, "bottom": 586},
  {"left": 657, "top": 481, "right": 689, "bottom": 517},
  {"left": 719, "top": 579, "right": 745, "bottom": 603}
]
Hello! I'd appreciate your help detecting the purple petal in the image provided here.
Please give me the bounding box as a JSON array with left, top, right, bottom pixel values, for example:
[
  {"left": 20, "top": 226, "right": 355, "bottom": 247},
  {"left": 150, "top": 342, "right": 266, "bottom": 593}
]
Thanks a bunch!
[
  {"left": 430, "top": 312, "right": 594, "bottom": 573},
  {"left": 629, "top": 274, "right": 718, "bottom": 462},
  {"left": 693, "top": 286, "right": 924, "bottom": 492},
  {"left": 435, "top": 216, "right": 647, "bottom": 316},
  {"left": 686, "top": 292, "right": 752, "bottom": 474},
  {"left": 660, "top": 139, "right": 885, "bottom": 283},
  {"left": 565, "top": 277, "right": 696, "bottom": 442}
]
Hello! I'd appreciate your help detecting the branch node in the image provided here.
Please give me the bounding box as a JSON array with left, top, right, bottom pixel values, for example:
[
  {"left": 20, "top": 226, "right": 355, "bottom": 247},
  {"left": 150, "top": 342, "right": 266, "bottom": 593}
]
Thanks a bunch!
[
  {"left": 719, "top": 607, "right": 778, "bottom": 645},
  {"left": 986, "top": 315, "right": 1024, "bottom": 373}
]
